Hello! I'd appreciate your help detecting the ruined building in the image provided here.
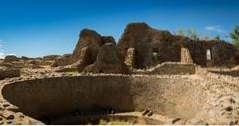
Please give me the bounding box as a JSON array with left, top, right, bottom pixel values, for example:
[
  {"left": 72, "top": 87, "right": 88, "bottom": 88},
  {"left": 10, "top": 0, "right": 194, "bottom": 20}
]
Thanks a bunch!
[
  {"left": 53, "top": 22, "right": 239, "bottom": 73},
  {"left": 1, "top": 22, "right": 239, "bottom": 125}
]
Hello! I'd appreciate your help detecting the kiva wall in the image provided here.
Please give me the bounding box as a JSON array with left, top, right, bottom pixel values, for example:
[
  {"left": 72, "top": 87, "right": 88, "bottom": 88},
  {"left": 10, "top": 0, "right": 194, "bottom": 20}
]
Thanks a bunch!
[{"left": 2, "top": 75, "right": 206, "bottom": 120}]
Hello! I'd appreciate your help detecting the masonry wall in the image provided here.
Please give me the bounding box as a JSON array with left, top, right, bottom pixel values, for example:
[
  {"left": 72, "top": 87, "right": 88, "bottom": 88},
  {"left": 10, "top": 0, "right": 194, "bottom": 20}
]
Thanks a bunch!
[{"left": 2, "top": 75, "right": 207, "bottom": 120}]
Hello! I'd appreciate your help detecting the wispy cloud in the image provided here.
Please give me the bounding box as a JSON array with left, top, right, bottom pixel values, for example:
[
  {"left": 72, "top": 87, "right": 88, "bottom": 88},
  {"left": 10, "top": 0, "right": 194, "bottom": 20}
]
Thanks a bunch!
[
  {"left": 0, "top": 39, "right": 3, "bottom": 58},
  {"left": 0, "top": 40, "right": 16, "bottom": 59},
  {"left": 0, "top": 52, "right": 5, "bottom": 59},
  {"left": 205, "top": 25, "right": 226, "bottom": 33}
]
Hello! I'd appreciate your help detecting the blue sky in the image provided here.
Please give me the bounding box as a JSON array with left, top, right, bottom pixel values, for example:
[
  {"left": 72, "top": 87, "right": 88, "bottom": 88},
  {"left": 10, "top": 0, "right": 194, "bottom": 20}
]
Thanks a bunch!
[{"left": 0, "top": 0, "right": 239, "bottom": 58}]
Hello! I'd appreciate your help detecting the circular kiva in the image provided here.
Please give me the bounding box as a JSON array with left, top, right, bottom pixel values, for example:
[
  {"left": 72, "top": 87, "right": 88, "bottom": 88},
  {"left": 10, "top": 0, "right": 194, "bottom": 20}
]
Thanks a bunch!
[{"left": 2, "top": 74, "right": 239, "bottom": 124}]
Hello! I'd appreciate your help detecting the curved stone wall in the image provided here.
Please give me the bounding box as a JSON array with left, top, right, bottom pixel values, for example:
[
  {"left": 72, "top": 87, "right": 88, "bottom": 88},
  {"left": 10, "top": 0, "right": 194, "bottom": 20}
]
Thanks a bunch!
[{"left": 2, "top": 75, "right": 208, "bottom": 121}]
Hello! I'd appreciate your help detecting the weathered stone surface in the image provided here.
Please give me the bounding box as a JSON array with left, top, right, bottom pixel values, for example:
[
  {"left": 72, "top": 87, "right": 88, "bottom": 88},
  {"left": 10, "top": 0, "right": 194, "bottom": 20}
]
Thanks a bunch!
[
  {"left": 72, "top": 29, "right": 102, "bottom": 63},
  {"left": 118, "top": 23, "right": 153, "bottom": 68},
  {"left": 181, "top": 47, "right": 193, "bottom": 64},
  {"left": 0, "top": 66, "right": 20, "bottom": 80},
  {"left": 124, "top": 48, "right": 135, "bottom": 68},
  {"left": 83, "top": 43, "right": 129, "bottom": 74},
  {"left": 75, "top": 47, "right": 92, "bottom": 72}
]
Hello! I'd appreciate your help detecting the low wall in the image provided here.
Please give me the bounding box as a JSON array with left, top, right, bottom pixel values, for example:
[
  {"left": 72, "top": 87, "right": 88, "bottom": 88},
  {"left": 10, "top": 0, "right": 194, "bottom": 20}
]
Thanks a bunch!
[
  {"left": 2, "top": 75, "right": 206, "bottom": 120},
  {"left": 135, "top": 62, "right": 196, "bottom": 75},
  {"left": 196, "top": 66, "right": 239, "bottom": 84}
]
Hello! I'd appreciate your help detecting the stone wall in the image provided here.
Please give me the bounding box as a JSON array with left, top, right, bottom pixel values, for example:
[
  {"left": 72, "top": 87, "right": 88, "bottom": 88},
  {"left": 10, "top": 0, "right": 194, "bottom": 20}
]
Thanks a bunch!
[
  {"left": 2, "top": 75, "right": 206, "bottom": 120},
  {"left": 196, "top": 66, "right": 239, "bottom": 84},
  {"left": 135, "top": 62, "right": 196, "bottom": 75},
  {"left": 181, "top": 47, "right": 193, "bottom": 64},
  {"left": 118, "top": 23, "right": 239, "bottom": 68}
]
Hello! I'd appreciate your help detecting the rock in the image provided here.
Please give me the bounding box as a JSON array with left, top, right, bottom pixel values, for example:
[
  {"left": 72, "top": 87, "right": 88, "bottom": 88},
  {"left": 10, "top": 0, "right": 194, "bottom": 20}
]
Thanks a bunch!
[
  {"left": 6, "top": 121, "right": 12, "bottom": 124},
  {"left": 6, "top": 115, "right": 14, "bottom": 120},
  {"left": 2, "top": 103, "right": 10, "bottom": 108},
  {"left": 147, "top": 111, "right": 153, "bottom": 117},
  {"left": 229, "top": 120, "right": 238, "bottom": 125},
  {"left": 83, "top": 43, "right": 129, "bottom": 74},
  {"left": 2, "top": 111, "right": 15, "bottom": 120},
  {"left": 0, "top": 66, "right": 20, "bottom": 80},
  {"left": 142, "top": 109, "right": 150, "bottom": 116},
  {"left": 4, "top": 55, "right": 19, "bottom": 62}
]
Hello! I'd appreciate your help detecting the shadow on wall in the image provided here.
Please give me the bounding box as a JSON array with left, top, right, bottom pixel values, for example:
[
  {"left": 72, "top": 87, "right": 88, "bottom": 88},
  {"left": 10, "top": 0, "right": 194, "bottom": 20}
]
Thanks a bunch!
[{"left": 1, "top": 76, "right": 134, "bottom": 121}]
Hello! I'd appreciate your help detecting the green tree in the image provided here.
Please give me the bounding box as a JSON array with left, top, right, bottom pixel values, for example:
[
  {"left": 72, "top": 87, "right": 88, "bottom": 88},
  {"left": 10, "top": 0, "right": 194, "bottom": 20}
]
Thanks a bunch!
[
  {"left": 187, "top": 28, "right": 199, "bottom": 41},
  {"left": 214, "top": 35, "right": 221, "bottom": 41},
  {"left": 177, "top": 29, "right": 185, "bottom": 36},
  {"left": 230, "top": 25, "right": 239, "bottom": 49}
]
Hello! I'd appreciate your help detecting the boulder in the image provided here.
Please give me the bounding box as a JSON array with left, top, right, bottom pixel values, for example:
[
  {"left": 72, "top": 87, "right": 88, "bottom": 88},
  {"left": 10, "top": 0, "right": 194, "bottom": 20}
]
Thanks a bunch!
[{"left": 83, "top": 43, "right": 129, "bottom": 74}]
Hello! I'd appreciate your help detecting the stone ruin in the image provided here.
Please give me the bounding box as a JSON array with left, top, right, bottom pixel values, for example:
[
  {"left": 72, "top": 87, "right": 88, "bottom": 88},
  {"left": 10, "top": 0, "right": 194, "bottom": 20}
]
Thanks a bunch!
[
  {"left": 181, "top": 47, "right": 193, "bottom": 64},
  {"left": 0, "top": 22, "right": 239, "bottom": 125},
  {"left": 52, "top": 23, "right": 239, "bottom": 73}
]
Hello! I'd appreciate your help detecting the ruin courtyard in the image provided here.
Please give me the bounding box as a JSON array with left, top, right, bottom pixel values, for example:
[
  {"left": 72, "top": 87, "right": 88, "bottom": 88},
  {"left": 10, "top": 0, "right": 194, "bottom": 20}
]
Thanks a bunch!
[{"left": 1, "top": 23, "right": 239, "bottom": 125}]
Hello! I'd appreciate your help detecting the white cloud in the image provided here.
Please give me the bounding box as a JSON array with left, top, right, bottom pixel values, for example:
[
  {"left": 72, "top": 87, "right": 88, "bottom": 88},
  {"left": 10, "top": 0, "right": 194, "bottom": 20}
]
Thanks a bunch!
[
  {"left": 205, "top": 25, "right": 226, "bottom": 33},
  {"left": 0, "top": 52, "right": 5, "bottom": 59},
  {"left": 0, "top": 39, "right": 3, "bottom": 59},
  {"left": 0, "top": 39, "right": 16, "bottom": 59},
  {"left": 0, "top": 53, "right": 16, "bottom": 59}
]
